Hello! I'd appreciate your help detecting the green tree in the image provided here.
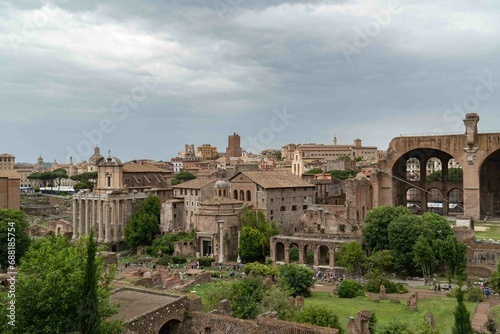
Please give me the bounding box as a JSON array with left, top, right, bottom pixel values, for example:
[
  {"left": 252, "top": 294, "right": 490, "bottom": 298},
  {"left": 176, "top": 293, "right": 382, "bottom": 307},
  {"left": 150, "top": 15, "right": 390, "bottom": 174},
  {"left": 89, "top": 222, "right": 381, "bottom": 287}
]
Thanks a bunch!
[
  {"left": 239, "top": 226, "right": 267, "bottom": 262},
  {"left": 172, "top": 172, "right": 196, "bottom": 185},
  {"left": 14, "top": 235, "right": 122, "bottom": 334},
  {"left": 388, "top": 215, "right": 424, "bottom": 275},
  {"left": 124, "top": 194, "right": 161, "bottom": 249},
  {"left": 452, "top": 289, "right": 473, "bottom": 334},
  {"left": 362, "top": 205, "right": 412, "bottom": 254},
  {"left": 230, "top": 277, "right": 268, "bottom": 319},
  {"left": 489, "top": 261, "right": 500, "bottom": 293},
  {"left": 434, "top": 235, "right": 467, "bottom": 283},
  {"left": 70, "top": 171, "right": 98, "bottom": 191},
  {"left": 79, "top": 229, "right": 100, "bottom": 334},
  {"left": 239, "top": 209, "right": 279, "bottom": 261},
  {"left": 338, "top": 280, "right": 365, "bottom": 299},
  {"left": 427, "top": 168, "right": 463, "bottom": 182},
  {"left": 0, "top": 209, "right": 31, "bottom": 271},
  {"left": 52, "top": 168, "right": 69, "bottom": 188},
  {"left": 305, "top": 168, "right": 323, "bottom": 174},
  {"left": 336, "top": 241, "right": 367, "bottom": 280},
  {"left": 294, "top": 306, "right": 344, "bottom": 334},
  {"left": 278, "top": 264, "right": 315, "bottom": 297},
  {"left": 413, "top": 235, "right": 436, "bottom": 284},
  {"left": 327, "top": 170, "right": 358, "bottom": 180}
]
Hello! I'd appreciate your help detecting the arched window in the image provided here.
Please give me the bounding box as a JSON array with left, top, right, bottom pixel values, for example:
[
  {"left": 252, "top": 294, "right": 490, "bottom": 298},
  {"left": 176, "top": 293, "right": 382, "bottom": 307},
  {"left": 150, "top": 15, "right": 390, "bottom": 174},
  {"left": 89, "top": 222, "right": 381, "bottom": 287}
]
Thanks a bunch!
[
  {"left": 240, "top": 190, "right": 244, "bottom": 201},
  {"left": 246, "top": 190, "right": 251, "bottom": 202},
  {"left": 234, "top": 190, "right": 238, "bottom": 199}
]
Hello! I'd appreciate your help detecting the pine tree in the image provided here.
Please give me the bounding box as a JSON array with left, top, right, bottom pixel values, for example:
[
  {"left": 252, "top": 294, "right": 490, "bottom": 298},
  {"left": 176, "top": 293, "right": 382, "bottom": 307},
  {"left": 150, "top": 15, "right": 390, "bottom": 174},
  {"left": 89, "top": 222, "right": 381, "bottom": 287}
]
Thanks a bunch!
[
  {"left": 452, "top": 289, "right": 473, "bottom": 334},
  {"left": 79, "top": 229, "right": 101, "bottom": 334}
]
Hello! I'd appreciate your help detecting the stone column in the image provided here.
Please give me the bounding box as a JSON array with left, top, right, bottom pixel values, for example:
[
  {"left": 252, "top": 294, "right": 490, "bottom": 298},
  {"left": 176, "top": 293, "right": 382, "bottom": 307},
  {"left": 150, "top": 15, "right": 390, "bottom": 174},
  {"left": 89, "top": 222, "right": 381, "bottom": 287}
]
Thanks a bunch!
[
  {"left": 313, "top": 248, "right": 319, "bottom": 268},
  {"left": 84, "top": 199, "right": 90, "bottom": 235},
  {"left": 104, "top": 202, "right": 111, "bottom": 243},
  {"left": 218, "top": 221, "right": 225, "bottom": 263},
  {"left": 97, "top": 200, "right": 103, "bottom": 243},
  {"left": 72, "top": 199, "right": 78, "bottom": 239},
  {"left": 298, "top": 246, "right": 305, "bottom": 265},
  {"left": 329, "top": 250, "right": 335, "bottom": 270},
  {"left": 284, "top": 246, "right": 290, "bottom": 264},
  {"left": 119, "top": 199, "right": 125, "bottom": 241},
  {"left": 112, "top": 200, "right": 119, "bottom": 243},
  {"left": 237, "top": 230, "right": 242, "bottom": 264},
  {"left": 79, "top": 199, "right": 84, "bottom": 237}
]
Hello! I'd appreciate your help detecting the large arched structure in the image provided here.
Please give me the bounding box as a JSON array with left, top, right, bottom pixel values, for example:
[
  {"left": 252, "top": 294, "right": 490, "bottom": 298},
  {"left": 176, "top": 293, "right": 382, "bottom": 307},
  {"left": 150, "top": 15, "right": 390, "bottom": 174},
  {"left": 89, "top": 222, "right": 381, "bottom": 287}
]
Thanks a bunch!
[
  {"left": 372, "top": 113, "right": 500, "bottom": 220},
  {"left": 270, "top": 236, "right": 349, "bottom": 270}
]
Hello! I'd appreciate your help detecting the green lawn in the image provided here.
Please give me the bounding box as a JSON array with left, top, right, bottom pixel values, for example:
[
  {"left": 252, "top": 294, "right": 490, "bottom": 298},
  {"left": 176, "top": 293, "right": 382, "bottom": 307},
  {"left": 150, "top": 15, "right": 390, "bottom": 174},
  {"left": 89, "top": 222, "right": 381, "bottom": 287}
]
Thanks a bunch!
[
  {"left": 490, "top": 305, "right": 500, "bottom": 323},
  {"left": 306, "top": 292, "right": 475, "bottom": 334},
  {"left": 474, "top": 222, "right": 500, "bottom": 241},
  {"left": 190, "top": 283, "right": 475, "bottom": 333}
]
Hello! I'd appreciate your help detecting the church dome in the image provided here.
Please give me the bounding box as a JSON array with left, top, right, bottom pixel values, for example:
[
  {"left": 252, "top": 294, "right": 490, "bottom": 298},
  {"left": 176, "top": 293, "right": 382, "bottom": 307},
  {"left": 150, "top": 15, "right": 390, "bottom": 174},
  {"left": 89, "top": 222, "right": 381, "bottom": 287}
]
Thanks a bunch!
[
  {"left": 89, "top": 147, "right": 104, "bottom": 165},
  {"left": 214, "top": 180, "right": 231, "bottom": 189}
]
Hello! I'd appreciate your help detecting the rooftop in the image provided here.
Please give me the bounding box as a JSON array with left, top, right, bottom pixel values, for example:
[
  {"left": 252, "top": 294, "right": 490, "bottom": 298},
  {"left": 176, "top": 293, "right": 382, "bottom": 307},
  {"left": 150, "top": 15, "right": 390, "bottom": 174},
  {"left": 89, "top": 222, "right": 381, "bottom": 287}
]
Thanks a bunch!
[
  {"left": 123, "top": 163, "right": 170, "bottom": 173},
  {"left": 231, "top": 171, "right": 315, "bottom": 189},
  {"left": 173, "top": 178, "right": 217, "bottom": 189}
]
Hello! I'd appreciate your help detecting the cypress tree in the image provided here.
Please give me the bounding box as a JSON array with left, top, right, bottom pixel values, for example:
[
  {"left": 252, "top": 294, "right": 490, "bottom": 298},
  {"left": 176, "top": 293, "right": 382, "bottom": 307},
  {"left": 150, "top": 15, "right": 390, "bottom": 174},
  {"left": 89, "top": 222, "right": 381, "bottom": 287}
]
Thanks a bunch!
[
  {"left": 452, "top": 288, "right": 473, "bottom": 334},
  {"left": 80, "top": 229, "right": 101, "bottom": 334}
]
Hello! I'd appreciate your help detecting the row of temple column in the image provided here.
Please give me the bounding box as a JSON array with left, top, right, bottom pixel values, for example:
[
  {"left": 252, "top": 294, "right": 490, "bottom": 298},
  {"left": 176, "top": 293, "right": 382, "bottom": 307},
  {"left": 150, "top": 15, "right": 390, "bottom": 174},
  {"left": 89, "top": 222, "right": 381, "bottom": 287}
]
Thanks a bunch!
[
  {"left": 278, "top": 246, "right": 336, "bottom": 269},
  {"left": 72, "top": 198, "right": 127, "bottom": 243}
]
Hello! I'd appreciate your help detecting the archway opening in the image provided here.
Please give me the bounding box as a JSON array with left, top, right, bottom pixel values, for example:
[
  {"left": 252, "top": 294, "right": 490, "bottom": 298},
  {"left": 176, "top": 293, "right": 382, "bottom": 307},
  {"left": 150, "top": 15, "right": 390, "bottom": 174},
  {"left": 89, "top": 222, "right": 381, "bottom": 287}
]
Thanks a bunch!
[
  {"left": 427, "top": 188, "right": 443, "bottom": 215},
  {"left": 289, "top": 243, "right": 300, "bottom": 263},
  {"left": 426, "top": 157, "right": 443, "bottom": 181},
  {"left": 318, "top": 245, "right": 330, "bottom": 266},
  {"left": 480, "top": 149, "right": 500, "bottom": 217},
  {"left": 448, "top": 189, "right": 464, "bottom": 215},
  {"left": 159, "top": 319, "right": 182, "bottom": 334},
  {"left": 276, "top": 242, "right": 285, "bottom": 262},
  {"left": 304, "top": 245, "right": 314, "bottom": 265},
  {"left": 406, "top": 158, "right": 420, "bottom": 181},
  {"left": 406, "top": 188, "right": 422, "bottom": 215}
]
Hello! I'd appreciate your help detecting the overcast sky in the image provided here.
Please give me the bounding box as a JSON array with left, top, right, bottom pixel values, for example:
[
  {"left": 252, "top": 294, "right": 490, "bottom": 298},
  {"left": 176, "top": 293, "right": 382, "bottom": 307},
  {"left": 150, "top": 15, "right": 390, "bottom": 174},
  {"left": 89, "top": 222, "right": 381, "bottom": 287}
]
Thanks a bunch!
[{"left": 1, "top": 0, "right": 500, "bottom": 163}]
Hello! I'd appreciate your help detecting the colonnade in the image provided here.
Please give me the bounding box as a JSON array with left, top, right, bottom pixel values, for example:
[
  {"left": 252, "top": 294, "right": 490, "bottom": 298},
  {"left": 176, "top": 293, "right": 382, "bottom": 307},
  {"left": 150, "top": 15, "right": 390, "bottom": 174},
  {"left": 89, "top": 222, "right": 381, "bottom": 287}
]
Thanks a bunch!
[{"left": 72, "top": 197, "right": 129, "bottom": 243}]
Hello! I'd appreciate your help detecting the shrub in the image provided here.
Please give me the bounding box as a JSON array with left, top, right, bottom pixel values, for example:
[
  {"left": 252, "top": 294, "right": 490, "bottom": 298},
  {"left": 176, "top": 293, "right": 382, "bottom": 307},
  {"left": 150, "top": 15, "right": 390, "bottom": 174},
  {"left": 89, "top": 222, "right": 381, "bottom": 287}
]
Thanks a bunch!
[
  {"left": 465, "top": 287, "right": 485, "bottom": 303},
  {"left": 365, "top": 277, "right": 408, "bottom": 294},
  {"left": 294, "top": 306, "right": 344, "bottom": 334},
  {"left": 338, "top": 280, "right": 365, "bottom": 299},
  {"left": 198, "top": 257, "right": 215, "bottom": 267},
  {"left": 244, "top": 262, "right": 279, "bottom": 277},
  {"left": 171, "top": 255, "right": 187, "bottom": 264},
  {"left": 278, "top": 264, "right": 315, "bottom": 297},
  {"left": 156, "top": 255, "right": 171, "bottom": 266}
]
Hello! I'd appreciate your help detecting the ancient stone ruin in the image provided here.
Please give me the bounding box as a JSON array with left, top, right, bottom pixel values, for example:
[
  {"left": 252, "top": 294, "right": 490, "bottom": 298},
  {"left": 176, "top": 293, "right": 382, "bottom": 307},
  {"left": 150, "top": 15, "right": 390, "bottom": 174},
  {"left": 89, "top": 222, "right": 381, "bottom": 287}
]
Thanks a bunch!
[
  {"left": 347, "top": 310, "right": 372, "bottom": 334},
  {"left": 406, "top": 292, "right": 418, "bottom": 312}
]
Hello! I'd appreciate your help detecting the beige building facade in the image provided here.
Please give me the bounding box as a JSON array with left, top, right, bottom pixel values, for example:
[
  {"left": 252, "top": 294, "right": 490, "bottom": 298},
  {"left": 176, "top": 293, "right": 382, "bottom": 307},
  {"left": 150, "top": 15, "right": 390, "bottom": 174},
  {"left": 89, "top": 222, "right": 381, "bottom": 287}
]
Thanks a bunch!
[{"left": 229, "top": 171, "right": 315, "bottom": 235}]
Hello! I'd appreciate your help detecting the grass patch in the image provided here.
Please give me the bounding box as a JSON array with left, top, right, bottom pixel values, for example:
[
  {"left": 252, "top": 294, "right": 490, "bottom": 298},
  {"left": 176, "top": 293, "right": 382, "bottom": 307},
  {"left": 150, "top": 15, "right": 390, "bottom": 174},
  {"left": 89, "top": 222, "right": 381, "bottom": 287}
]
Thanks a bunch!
[
  {"left": 473, "top": 222, "right": 500, "bottom": 241},
  {"left": 490, "top": 305, "right": 500, "bottom": 323},
  {"left": 306, "top": 292, "right": 474, "bottom": 333},
  {"left": 192, "top": 282, "right": 475, "bottom": 333}
]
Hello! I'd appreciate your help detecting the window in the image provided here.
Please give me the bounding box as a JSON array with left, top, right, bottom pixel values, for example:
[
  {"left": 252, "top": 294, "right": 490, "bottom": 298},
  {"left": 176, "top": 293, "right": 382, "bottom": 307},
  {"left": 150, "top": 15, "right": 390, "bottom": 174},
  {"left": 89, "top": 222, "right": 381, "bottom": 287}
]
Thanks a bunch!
[
  {"left": 240, "top": 190, "right": 245, "bottom": 201},
  {"left": 271, "top": 198, "right": 274, "bottom": 203},
  {"left": 234, "top": 190, "right": 238, "bottom": 199},
  {"left": 303, "top": 205, "right": 308, "bottom": 210},
  {"left": 280, "top": 206, "right": 286, "bottom": 212},
  {"left": 271, "top": 210, "right": 274, "bottom": 215},
  {"left": 174, "top": 214, "right": 177, "bottom": 219},
  {"left": 107, "top": 174, "right": 111, "bottom": 187},
  {"left": 246, "top": 190, "right": 251, "bottom": 201},
  {"left": 292, "top": 205, "right": 297, "bottom": 211},
  {"left": 293, "top": 187, "right": 296, "bottom": 191},
  {"left": 196, "top": 190, "right": 199, "bottom": 196},
  {"left": 270, "top": 216, "right": 274, "bottom": 221}
]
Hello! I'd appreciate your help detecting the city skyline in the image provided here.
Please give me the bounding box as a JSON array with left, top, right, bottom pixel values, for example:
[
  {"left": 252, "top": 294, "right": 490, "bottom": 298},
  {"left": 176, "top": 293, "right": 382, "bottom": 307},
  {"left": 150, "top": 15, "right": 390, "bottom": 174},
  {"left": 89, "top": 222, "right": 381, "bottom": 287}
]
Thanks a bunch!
[{"left": 2, "top": 0, "right": 500, "bottom": 162}]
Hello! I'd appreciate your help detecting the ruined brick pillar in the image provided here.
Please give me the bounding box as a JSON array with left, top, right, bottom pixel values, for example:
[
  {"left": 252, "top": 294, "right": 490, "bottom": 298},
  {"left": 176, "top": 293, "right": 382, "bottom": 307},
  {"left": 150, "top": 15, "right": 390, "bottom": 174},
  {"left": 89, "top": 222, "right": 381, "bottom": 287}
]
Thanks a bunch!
[{"left": 347, "top": 310, "right": 372, "bottom": 334}]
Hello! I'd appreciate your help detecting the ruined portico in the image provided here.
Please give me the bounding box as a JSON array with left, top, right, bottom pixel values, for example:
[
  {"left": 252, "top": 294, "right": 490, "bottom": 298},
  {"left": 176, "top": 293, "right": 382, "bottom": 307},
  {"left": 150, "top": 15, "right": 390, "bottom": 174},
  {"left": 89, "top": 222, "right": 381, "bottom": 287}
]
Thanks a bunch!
[
  {"left": 372, "top": 113, "right": 500, "bottom": 220},
  {"left": 270, "top": 235, "right": 349, "bottom": 270}
]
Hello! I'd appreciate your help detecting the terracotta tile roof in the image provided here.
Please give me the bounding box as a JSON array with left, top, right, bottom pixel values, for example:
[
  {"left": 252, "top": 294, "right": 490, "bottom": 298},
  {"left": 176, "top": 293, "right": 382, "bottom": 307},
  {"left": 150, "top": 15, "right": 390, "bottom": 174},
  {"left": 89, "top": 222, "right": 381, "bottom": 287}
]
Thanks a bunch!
[
  {"left": 231, "top": 171, "right": 315, "bottom": 189},
  {"left": 173, "top": 178, "right": 217, "bottom": 189},
  {"left": 123, "top": 163, "right": 169, "bottom": 173},
  {"left": 201, "top": 197, "right": 244, "bottom": 205},
  {"left": 0, "top": 170, "right": 21, "bottom": 179}
]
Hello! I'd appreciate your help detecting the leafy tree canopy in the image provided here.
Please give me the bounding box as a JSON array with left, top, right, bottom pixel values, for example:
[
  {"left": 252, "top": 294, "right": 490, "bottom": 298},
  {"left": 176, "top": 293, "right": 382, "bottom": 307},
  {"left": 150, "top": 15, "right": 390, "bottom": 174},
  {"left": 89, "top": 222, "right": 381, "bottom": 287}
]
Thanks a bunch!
[
  {"left": 427, "top": 168, "right": 463, "bottom": 182},
  {"left": 124, "top": 194, "right": 161, "bottom": 249},
  {"left": 0, "top": 209, "right": 31, "bottom": 270},
  {"left": 326, "top": 170, "right": 358, "bottom": 180},
  {"left": 278, "top": 264, "right": 315, "bottom": 297},
  {"left": 11, "top": 235, "right": 122, "bottom": 334}
]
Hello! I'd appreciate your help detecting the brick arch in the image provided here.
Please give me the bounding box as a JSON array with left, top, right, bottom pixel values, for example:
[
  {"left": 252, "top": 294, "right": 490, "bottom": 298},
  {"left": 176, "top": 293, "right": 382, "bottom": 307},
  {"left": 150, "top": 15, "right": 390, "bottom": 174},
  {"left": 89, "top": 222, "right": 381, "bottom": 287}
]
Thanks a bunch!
[{"left": 158, "top": 319, "right": 182, "bottom": 334}]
